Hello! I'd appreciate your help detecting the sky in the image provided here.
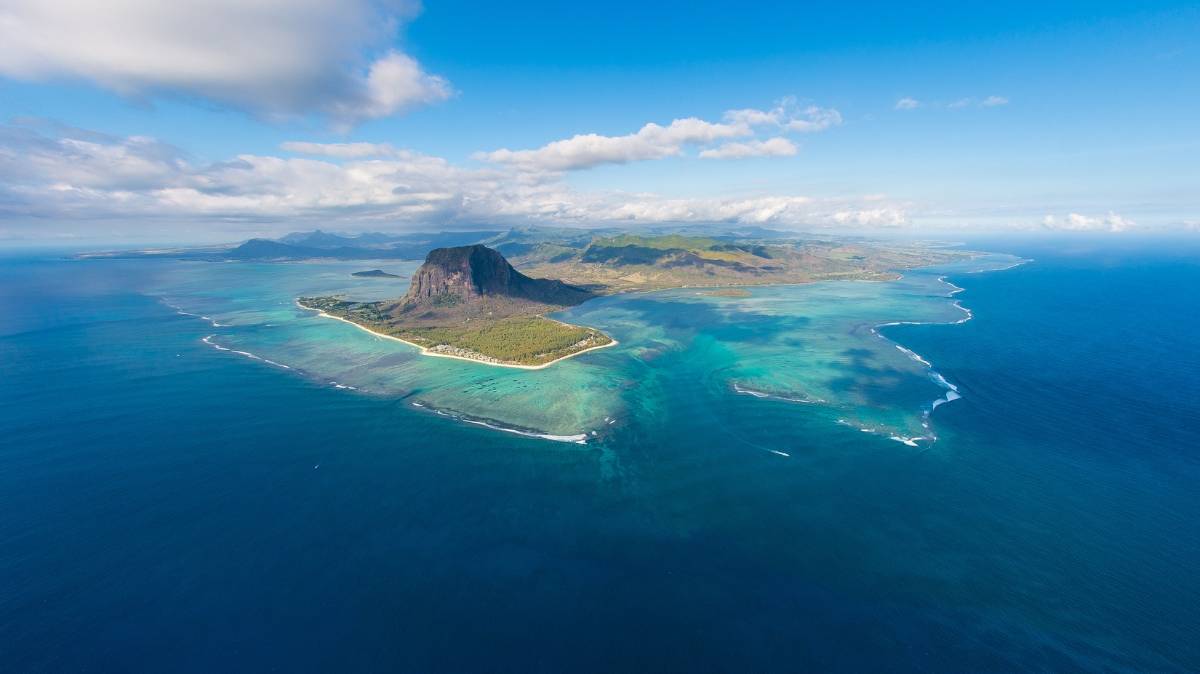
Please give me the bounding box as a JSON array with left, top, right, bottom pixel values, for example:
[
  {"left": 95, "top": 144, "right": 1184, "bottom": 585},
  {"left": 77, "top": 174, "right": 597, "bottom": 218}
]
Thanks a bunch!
[{"left": 0, "top": 0, "right": 1197, "bottom": 243}]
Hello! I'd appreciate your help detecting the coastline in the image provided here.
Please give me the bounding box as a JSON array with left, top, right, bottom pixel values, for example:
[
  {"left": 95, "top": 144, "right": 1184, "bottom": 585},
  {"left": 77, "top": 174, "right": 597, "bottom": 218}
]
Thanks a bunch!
[
  {"left": 295, "top": 299, "right": 618, "bottom": 370},
  {"left": 861, "top": 258, "right": 1030, "bottom": 446}
]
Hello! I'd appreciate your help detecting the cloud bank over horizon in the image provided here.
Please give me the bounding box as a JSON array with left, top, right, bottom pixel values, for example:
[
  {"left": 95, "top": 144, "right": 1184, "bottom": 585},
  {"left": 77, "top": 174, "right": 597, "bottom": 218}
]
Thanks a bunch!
[
  {"left": 0, "top": 0, "right": 450, "bottom": 127},
  {"left": 2, "top": 119, "right": 1178, "bottom": 243},
  {"left": 0, "top": 119, "right": 914, "bottom": 238},
  {"left": 0, "top": 2, "right": 1194, "bottom": 242}
]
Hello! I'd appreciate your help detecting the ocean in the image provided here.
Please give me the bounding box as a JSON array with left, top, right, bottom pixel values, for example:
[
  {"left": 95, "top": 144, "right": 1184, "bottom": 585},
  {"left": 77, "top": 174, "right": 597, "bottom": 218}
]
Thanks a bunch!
[{"left": 1, "top": 238, "right": 1197, "bottom": 672}]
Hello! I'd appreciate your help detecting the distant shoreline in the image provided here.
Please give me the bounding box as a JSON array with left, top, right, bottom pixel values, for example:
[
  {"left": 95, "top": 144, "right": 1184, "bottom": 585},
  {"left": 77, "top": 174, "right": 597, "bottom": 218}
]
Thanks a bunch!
[{"left": 294, "top": 299, "right": 617, "bottom": 370}]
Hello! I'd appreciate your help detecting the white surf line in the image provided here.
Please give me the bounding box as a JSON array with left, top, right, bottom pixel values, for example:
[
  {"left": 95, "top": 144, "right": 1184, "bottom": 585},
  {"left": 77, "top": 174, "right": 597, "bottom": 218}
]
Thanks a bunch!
[
  {"left": 731, "top": 383, "right": 824, "bottom": 404},
  {"left": 295, "top": 299, "right": 618, "bottom": 370},
  {"left": 869, "top": 272, "right": 982, "bottom": 414},
  {"left": 938, "top": 275, "right": 966, "bottom": 295},
  {"left": 893, "top": 343, "right": 932, "bottom": 367},
  {"left": 410, "top": 401, "right": 588, "bottom": 444},
  {"left": 837, "top": 418, "right": 933, "bottom": 448},
  {"left": 201, "top": 334, "right": 292, "bottom": 370},
  {"left": 968, "top": 258, "right": 1032, "bottom": 274},
  {"left": 162, "top": 299, "right": 228, "bottom": 327}
]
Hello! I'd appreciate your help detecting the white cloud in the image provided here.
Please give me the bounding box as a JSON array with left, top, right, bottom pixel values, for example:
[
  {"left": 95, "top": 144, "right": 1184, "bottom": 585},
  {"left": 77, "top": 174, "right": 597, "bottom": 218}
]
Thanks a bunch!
[
  {"left": 724, "top": 101, "right": 843, "bottom": 133},
  {"left": 1042, "top": 212, "right": 1135, "bottom": 232},
  {"left": 784, "top": 107, "right": 844, "bottom": 132},
  {"left": 479, "top": 100, "right": 840, "bottom": 171},
  {"left": 280, "top": 141, "right": 406, "bottom": 159},
  {"left": 699, "top": 138, "right": 797, "bottom": 159},
  {"left": 0, "top": 122, "right": 900, "bottom": 231},
  {"left": 476, "top": 117, "right": 750, "bottom": 171},
  {"left": 0, "top": 0, "right": 450, "bottom": 126},
  {"left": 832, "top": 208, "right": 909, "bottom": 227},
  {"left": 900, "top": 96, "right": 1009, "bottom": 110}
]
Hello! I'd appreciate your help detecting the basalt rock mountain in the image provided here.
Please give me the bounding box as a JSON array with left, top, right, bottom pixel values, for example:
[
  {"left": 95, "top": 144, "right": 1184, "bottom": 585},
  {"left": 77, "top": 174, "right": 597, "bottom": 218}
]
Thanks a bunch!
[{"left": 393, "top": 245, "right": 594, "bottom": 322}]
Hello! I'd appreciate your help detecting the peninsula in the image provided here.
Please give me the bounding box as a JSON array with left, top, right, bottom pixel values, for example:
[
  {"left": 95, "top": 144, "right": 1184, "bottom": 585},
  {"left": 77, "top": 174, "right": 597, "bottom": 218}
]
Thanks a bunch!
[{"left": 299, "top": 245, "right": 614, "bottom": 368}]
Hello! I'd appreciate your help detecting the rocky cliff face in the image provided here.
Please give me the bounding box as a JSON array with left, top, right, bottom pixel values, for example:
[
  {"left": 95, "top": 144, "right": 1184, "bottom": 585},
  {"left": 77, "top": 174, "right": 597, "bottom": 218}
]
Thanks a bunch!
[{"left": 402, "top": 245, "right": 593, "bottom": 308}]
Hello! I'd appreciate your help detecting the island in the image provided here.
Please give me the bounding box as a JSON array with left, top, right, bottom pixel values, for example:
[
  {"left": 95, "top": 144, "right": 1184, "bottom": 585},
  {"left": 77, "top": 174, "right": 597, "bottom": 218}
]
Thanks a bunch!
[
  {"left": 294, "top": 231, "right": 971, "bottom": 368},
  {"left": 351, "top": 269, "right": 402, "bottom": 278},
  {"left": 299, "top": 245, "right": 615, "bottom": 368}
]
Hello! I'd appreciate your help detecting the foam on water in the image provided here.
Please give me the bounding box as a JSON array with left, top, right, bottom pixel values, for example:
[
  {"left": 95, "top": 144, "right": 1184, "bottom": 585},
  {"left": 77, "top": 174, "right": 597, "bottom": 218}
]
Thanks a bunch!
[
  {"left": 202, "top": 335, "right": 293, "bottom": 371},
  {"left": 156, "top": 252, "right": 1025, "bottom": 449},
  {"left": 412, "top": 401, "right": 589, "bottom": 444},
  {"left": 732, "top": 383, "right": 821, "bottom": 404}
]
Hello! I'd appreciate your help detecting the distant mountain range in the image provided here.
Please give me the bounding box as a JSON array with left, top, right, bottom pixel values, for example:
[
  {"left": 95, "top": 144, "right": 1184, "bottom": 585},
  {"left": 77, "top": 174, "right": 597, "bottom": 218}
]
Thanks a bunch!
[
  {"left": 228, "top": 230, "right": 504, "bottom": 260},
  {"left": 75, "top": 225, "right": 833, "bottom": 262}
]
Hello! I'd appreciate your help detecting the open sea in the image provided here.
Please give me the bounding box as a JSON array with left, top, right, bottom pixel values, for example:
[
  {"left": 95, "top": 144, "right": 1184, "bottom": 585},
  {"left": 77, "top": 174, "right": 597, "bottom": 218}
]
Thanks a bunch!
[{"left": 1, "top": 238, "right": 1197, "bottom": 672}]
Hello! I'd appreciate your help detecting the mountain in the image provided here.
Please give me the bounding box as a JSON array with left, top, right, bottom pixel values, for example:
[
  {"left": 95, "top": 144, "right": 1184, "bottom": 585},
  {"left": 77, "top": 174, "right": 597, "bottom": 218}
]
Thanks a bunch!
[
  {"left": 279, "top": 230, "right": 396, "bottom": 248},
  {"left": 296, "top": 244, "right": 611, "bottom": 367},
  {"left": 403, "top": 244, "right": 593, "bottom": 308},
  {"left": 227, "top": 231, "right": 504, "bottom": 260}
]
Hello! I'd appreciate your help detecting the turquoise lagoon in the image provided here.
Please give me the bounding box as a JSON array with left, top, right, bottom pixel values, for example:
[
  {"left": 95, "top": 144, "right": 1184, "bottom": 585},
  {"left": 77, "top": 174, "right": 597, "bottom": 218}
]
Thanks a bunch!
[
  {"left": 149, "top": 253, "right": 1021, "bottom": 448},
  {"left": 5, "top": 241, "right": 1200, "bottom": 672}
]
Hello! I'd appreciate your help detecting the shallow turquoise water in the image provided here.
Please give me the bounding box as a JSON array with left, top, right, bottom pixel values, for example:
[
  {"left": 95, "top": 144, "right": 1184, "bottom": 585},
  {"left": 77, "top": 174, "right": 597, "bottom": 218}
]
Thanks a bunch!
[
  {"left": 2, "top": 242, "right": 1197, "bottom": 672},
  {"left": 142, "top": 253, "right": 1016, "bottom": 445}
]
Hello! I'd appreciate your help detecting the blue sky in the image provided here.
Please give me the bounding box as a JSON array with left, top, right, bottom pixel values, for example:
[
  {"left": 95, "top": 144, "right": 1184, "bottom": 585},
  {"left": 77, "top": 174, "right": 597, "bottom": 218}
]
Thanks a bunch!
[{"left": 0, "top": 0, "right": 1196, "bottom": 242}]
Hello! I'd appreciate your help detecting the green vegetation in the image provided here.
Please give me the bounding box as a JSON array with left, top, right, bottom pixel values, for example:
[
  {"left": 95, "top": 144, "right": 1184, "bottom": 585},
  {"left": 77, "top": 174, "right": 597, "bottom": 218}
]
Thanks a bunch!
[
  {"left": 592, "top": 234, "right": 722, "bottom": 251},
  {"left": 510, "top": 234, "right": 966, "bottom": 294},
  {"left": 299, "top": 233, "right": 967, "bottom": 367},
  {"left": 397, "top": 316, "right": 611, "bottom": 365},
  {"left": 298, "top": 297, "right": 612, "bottom": 366}
]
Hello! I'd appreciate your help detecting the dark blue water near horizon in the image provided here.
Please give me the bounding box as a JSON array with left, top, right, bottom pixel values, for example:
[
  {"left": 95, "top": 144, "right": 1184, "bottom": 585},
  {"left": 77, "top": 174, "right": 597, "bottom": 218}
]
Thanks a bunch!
[{"left": 2, "top": 238, "right": 1198, "bottom": 672}]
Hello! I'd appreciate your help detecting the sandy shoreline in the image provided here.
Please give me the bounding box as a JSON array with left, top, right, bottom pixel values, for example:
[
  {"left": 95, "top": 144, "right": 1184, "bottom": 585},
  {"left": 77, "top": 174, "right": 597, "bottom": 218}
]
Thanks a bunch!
[{"left": 295, "top": 300, "right": 617, "bottom": 370}]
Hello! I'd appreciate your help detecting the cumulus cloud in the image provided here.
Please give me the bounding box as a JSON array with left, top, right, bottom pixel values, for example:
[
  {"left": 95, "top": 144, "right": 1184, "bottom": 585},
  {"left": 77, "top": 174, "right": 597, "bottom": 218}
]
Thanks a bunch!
[
  {"left": 1042, "top": 212, "right": 1134, "bottom": 232},
  {"left": 0, "top": 0, "right": 450, "bottom": 126},
  {"left": 477, "top": 117, "right": 749, "bottom": 171},
  {"left": 478, "top": 100, "right": 840, "bottom": 171},
  {"left": 699, "top": 138, "right": 797, "bottom": 159},
  {"left": 0, "top": 122, "right": 899, "bottom": 231},
  {"left": 895, "top": 97, "right": 920, "bottom": 110}
]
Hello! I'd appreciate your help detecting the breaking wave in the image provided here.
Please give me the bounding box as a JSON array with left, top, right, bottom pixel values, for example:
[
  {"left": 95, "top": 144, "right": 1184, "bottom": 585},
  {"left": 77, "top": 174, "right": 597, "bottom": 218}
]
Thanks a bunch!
[
  {"left": 732, "top": 383, "right": 823, "bottom": 404},
  {"left": 410, "top": 401, "right": 589, "bottom": 445},
  {"left": 163, "top": 300, "right": 227, "bottom": 327},
  {"left": 200, "top": 335, "right": 292, "bottom": 370}
]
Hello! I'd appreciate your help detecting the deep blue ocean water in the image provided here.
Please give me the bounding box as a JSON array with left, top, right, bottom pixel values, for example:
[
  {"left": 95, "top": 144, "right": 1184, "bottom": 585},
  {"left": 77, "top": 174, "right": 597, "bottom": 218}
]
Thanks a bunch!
[{"left": 1, "top": 239, "right": 1198, "bottom": 672}]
